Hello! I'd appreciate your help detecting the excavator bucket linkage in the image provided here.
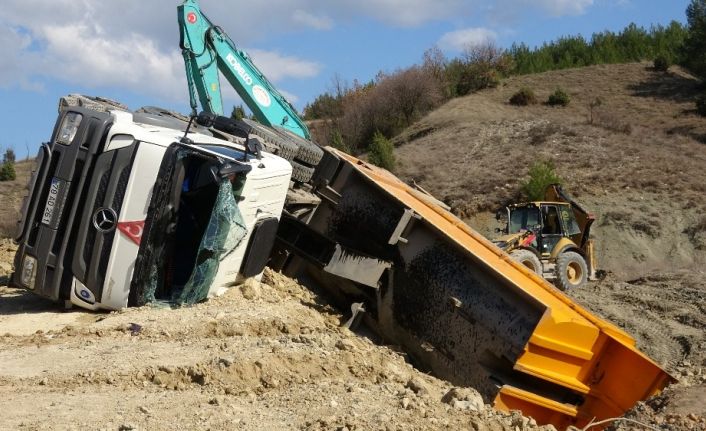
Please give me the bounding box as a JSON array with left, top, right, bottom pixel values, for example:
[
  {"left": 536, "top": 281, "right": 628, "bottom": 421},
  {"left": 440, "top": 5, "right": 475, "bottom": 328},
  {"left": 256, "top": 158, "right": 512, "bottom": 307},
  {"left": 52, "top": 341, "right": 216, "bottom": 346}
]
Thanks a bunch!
[{"left": 274, "top": 148, "right": 674, "bottom": 430}]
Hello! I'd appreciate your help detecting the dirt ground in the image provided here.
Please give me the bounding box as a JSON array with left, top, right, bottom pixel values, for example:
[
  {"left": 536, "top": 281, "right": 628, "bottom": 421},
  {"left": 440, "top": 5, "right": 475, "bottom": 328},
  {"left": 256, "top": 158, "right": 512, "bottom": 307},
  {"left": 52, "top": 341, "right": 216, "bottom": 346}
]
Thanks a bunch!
[
  {"left": 2, "top": 246, "right": 705, "bottom": 430},
  {"left": 1, "top": 239, "right": 559, "bottom": 431}
]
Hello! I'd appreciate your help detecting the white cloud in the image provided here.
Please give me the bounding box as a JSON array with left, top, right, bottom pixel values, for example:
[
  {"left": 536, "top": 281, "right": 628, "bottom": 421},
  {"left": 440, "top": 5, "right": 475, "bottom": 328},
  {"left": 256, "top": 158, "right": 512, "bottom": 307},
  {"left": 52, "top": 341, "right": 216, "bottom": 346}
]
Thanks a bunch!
[
  {"left": 532, "top": 0, "right": 594, "bottom": 16},
  {"left": 292, "top": 10, "right": 334, "bottom": 30},
  {"left": 248, "top": 50, "right": 321, "bottom": 82},
  {"left": 439, "top": 27, "right": 497, "bottom": 52},
  {"left": 486, "top": 0, "right": 595, "bottom": 23},
  {"left": 0, "top": 1, "right": 324, "bottom": 105},
  {"left": 349, "top": 0, "right": 466, "bottom": 26},
  {"left": 0, "top": 26, "right": 44, "bottom": 91},
  {"left": 278, "top": 89, "right": 300, "bottom": 104},
  {"left": 40, "top": 24, "right": 185, "bottom": 99}
]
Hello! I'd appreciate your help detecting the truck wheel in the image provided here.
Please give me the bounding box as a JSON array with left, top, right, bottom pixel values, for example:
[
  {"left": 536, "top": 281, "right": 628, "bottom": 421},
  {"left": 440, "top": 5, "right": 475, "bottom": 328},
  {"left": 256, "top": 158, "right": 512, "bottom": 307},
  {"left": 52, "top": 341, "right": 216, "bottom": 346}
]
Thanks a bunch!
[
  {"left": 554, "top": 251, "right": 588, "bottom": 290},
  {"left": 509, "top": 249, "right": 541, "bottom": 273},
  {"left": 290, "top": 161, "right": 315, "bottom": 183},
  {"left": 242, "top": 119, "right": 298, "bottom": 161},
  {"left": 277, "top": 128, "right": 324, "bottom": 166}
]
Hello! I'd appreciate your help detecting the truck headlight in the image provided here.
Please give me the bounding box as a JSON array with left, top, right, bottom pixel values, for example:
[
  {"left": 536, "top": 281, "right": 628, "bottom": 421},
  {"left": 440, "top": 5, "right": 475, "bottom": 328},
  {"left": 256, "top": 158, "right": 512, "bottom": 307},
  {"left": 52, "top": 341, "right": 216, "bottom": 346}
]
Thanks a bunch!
[
  {"left": 56, "top": 112, "right": 83, "bottom": 145},
  {"left": 21, "top": 255, "right": 37, "bottom": 290}
]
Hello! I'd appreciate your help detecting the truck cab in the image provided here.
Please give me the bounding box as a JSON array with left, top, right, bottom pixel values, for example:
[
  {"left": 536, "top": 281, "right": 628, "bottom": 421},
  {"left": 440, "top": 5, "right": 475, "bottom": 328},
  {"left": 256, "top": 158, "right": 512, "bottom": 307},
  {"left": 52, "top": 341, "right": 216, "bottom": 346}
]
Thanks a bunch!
[{"left": 12, "top": 95, "right": 291, "bottom": 311}]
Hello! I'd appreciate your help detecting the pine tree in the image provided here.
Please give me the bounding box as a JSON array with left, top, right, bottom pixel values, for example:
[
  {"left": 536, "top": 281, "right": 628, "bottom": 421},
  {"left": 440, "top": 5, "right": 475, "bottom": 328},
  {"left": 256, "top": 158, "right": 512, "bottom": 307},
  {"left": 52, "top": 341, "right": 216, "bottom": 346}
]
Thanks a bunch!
[
  {"left": 682, "top": 0, "right": 706, "bottom": 79},
  {"left": 367, "top": 131, "right": 396, "bottom": 171}
]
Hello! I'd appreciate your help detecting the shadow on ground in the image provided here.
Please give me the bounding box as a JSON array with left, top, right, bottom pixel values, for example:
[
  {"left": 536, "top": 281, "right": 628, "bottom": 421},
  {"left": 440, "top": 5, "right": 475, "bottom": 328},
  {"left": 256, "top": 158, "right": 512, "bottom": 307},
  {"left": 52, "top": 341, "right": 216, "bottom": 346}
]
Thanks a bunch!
[
  {"left": 668, "top": 125, "right": 706, "bottom": 145},
  {"left": 628, "top": 70, "right": 703, "bottom": 104},
  {"left": 0, "top": 283, "right": 64, "bottom": 317}
]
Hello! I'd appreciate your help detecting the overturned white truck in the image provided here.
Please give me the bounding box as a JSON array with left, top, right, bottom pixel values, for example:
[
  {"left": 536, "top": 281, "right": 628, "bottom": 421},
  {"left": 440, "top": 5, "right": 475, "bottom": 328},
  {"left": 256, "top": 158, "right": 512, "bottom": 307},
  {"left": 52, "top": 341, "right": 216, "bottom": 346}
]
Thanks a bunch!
[{"left": 12, "top": 96, "right": 291, "bottom": 310}]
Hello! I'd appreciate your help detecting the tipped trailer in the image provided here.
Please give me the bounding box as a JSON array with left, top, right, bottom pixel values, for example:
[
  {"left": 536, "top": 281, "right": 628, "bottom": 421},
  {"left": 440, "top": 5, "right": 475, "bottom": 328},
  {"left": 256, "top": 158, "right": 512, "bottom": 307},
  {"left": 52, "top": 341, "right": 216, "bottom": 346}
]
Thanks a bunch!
[{"left": 272, "top": 148, "right": 674, "bottom": 429}]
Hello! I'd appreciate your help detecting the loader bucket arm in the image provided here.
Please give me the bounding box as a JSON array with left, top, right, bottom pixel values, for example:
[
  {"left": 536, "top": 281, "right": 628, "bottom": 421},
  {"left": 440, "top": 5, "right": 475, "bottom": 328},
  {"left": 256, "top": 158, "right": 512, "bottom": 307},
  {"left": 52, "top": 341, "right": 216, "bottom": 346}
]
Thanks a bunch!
[{"left": 277, "top": 149, "right": 673, "bottom": 430}]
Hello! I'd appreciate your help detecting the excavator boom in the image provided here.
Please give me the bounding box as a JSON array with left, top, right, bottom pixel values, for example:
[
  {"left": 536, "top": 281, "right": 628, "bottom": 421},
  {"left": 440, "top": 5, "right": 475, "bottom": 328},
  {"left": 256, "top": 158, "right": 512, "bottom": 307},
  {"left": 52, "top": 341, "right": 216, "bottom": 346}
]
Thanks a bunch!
[{"left": 178, "top": 0, "right": 310, "bottom": 139}]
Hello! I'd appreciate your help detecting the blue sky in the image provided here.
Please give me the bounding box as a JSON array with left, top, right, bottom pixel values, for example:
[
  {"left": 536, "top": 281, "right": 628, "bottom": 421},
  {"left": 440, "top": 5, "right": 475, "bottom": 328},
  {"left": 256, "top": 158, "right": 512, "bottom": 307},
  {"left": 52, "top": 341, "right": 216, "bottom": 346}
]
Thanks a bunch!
[{"left": 0, "top": 0, "right": 690, "bottom": 158}]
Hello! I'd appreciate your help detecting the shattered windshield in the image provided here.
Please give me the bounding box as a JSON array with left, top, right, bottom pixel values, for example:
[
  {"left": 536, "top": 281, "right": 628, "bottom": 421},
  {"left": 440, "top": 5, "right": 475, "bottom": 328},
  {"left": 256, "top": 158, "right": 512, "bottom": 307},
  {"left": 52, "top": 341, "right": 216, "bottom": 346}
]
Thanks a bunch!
[
  {"left": 508, "top": 207, "right": 541, "bottom": 233},
  {"left": 134, "top": 145, "right": 248, "bottom": 308}
]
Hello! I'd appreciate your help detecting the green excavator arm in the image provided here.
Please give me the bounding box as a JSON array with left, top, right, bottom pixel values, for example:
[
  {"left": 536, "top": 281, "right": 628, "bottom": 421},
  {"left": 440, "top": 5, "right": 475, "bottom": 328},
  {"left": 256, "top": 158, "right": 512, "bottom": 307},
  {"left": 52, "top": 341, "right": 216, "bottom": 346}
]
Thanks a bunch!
[{"left": 178, "top": 0, "right": 310, "bottom": 140}]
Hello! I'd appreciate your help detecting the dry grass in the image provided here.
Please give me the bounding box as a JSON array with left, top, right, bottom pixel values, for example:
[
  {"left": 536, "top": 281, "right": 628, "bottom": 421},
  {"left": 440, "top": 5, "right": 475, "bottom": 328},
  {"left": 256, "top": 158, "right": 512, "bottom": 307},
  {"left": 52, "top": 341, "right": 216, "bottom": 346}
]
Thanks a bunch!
[
  {"left": 0, "top": 160, "right": 32, "bottom": 238},
  {"left": 393, "top": 62, "right": 706, "bottom": 216}
]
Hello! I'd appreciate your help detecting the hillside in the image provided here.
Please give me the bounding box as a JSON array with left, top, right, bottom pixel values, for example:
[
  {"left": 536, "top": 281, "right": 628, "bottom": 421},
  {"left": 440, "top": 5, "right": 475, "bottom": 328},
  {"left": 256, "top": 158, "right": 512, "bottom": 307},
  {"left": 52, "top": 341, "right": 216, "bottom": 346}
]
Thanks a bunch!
[
  {"left": 393, "top": 62, "right": 706, "bottom": 279},
  {"left": 0, "top": 159, "right": 33, "bottom": 238}
]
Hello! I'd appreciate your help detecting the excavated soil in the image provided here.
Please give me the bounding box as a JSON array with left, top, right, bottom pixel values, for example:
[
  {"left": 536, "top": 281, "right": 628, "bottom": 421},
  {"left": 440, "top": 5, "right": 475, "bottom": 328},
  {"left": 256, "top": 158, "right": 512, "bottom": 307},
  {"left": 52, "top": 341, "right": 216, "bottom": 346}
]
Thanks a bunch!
[{"left": 0, "top": 241, "right": 557, "bottom": 431}]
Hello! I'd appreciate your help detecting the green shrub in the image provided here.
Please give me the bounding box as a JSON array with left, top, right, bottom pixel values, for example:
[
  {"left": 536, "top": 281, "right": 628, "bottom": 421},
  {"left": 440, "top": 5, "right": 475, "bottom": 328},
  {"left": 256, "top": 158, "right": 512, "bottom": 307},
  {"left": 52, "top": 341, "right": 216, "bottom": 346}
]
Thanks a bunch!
[
  {"left": 547, "top": 88, "right": 571, "bottom": 106},
  {"left": 330, "top": 129, "right": 351, "bottom": 153},
  {"left": 521, "top": 160, "right": 562, "bottom": 201},
  {"left": 0, "top": 161, "right": 16, "bottom": 182},
  {"left": 509, "top": 87, "right": 537, "bottom": 106},
  {"left": 368, "top": 131, "right": 396, "bottom": 171},
  {"left": 653, "top": 54, "right": 671, "bottom": 71},
  {"left": 697, "top": 93, "right": 706, "bottom": 117}
]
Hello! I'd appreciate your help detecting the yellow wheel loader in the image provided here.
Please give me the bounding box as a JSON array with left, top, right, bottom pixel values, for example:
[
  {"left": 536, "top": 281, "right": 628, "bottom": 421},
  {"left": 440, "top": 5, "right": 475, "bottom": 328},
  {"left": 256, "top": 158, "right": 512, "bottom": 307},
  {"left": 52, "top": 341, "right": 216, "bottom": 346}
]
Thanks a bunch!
[{"left": 493, "top": 184, "right": 597, "bottom": 290}]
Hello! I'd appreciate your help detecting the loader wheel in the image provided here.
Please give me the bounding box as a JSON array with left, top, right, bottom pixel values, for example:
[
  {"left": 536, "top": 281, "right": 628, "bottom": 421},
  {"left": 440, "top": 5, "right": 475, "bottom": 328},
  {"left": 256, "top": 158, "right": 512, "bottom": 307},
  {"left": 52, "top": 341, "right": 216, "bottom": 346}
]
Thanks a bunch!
[
  {"left": 554, "top": 251, "right": 588, "bottom": 291},
  {"left": 509, "top": 249, "right": 541, "bottom": 274},
  {"left": 242, "top": 118, "right": 298, "bottom": 161}
]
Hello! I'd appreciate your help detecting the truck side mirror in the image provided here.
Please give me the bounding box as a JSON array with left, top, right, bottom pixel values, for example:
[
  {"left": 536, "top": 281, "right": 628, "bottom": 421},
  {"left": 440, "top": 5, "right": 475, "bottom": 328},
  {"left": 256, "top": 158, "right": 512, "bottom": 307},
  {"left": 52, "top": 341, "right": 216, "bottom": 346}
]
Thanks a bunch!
[{"left": 245, "top": 137, "right": 263, "bottom": 160}]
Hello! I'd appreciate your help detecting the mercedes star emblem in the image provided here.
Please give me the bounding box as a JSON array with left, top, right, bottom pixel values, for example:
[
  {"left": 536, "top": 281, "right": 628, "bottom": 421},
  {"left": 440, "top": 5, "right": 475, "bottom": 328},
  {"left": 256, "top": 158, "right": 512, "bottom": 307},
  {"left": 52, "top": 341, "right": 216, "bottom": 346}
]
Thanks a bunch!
[{"left": 92, "top": 207, "right": 118, "bottom": 233}]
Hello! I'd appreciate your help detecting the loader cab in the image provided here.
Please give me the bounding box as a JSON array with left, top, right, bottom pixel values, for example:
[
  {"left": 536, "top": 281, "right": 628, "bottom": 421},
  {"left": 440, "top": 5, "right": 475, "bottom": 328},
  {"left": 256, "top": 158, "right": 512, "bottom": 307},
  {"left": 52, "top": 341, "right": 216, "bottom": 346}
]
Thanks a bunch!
[{"left": 505, "top": 202, "right": 580, "bottom": 256}]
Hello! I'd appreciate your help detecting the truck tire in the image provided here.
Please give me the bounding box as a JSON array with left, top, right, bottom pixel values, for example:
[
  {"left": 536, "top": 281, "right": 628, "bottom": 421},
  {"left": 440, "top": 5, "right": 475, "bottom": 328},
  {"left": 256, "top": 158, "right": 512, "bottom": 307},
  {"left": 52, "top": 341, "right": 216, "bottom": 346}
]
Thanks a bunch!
[
  {"left": 509, "top": 249, "right": 541, "bottom": 274},
  {"left": 554, "top": 251, "right": 588, "bottom": 290},
  {"left": 242, "top": 119, "right": 298, "bottom": 161},
  {"left": 277, "top": 128, "right": 324, "bottom": 166},
  {"left": 290, "top": 161, "right": 315, "bottom": 183},
  {"left": 296, "top": 139, "right": 324, "bottom": 166}
]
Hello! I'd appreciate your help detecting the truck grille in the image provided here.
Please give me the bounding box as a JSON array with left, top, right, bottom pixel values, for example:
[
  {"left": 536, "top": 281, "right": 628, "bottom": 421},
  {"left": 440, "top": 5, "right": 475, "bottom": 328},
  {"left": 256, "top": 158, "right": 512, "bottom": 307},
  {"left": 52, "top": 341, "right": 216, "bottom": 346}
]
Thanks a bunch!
[
  {"left": 71, "top": 143, "right": 137, "bottom": 300},
  {"left": 12, "top": 107, "right": 136, "bottom": 303}
]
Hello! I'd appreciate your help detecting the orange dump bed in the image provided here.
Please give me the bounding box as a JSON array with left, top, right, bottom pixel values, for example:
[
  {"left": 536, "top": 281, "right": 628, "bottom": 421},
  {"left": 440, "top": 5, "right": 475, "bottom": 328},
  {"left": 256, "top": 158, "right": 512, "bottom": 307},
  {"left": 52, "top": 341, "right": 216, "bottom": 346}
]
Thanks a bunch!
[
  {"left": 330, "top": 152, "right": 672, "bottom": 427},
  {"left": 279, "top": 148, "right": 674, "bottom": 430}
]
